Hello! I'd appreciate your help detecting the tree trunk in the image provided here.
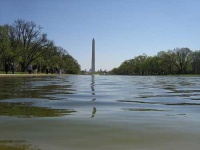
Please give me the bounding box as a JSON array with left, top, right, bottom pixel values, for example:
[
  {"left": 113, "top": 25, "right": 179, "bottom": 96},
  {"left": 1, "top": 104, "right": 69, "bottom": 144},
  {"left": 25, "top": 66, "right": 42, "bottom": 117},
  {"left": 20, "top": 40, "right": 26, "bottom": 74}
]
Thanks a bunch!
[{"left": 20, "top": 62, "right": 26, "bottom": 72}]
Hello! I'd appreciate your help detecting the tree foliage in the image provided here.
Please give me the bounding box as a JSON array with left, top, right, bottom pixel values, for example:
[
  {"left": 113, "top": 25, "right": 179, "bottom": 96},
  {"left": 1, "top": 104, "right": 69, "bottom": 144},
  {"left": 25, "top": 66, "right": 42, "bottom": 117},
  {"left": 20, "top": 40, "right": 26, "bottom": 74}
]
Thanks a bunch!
[
  {"left": 111, "top": 48, "right": 200, "bottom": 75},
  {"left": 0, "top": 19, "right": 80, "bottom": 74}
]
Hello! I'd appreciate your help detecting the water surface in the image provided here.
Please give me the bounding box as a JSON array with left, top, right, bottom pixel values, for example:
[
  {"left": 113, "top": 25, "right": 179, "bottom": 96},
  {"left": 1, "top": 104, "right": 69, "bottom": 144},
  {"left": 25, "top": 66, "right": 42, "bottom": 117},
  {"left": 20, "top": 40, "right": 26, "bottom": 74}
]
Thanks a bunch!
[{"left": 0, "top": 75, "right": 200, "bottom": 150}]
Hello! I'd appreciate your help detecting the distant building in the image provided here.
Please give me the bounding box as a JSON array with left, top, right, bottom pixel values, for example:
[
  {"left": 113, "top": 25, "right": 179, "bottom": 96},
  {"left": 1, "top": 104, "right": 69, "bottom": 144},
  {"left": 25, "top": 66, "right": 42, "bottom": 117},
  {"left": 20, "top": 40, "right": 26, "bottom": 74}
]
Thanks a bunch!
[{"left": 91, "top": 38, "right": 95, "bottom": 73}]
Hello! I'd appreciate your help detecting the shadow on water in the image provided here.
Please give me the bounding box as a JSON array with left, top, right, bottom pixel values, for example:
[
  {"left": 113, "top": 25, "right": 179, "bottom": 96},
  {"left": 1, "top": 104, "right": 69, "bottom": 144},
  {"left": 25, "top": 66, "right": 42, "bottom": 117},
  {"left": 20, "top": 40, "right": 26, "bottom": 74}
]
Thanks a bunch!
[{"left": 0, "top": 140, "right": 40, "bottom": 150}]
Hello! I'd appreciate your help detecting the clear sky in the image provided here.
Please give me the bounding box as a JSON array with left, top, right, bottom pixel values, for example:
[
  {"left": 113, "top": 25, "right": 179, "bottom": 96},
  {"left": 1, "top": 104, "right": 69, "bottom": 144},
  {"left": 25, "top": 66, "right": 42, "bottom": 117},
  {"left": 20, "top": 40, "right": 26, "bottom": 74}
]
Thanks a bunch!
[{"left": 1, "top": 0, "right": 200, "bottom": 71}]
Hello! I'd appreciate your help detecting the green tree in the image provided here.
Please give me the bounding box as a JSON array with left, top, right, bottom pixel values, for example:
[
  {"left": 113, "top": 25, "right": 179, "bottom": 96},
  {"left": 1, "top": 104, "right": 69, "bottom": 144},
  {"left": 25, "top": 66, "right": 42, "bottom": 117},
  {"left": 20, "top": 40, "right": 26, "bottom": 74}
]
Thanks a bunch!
[
  {"left": 191, "top": 50, "right": 200, "bottom": 74},
  {"left": 145, "top": 56, "right": 161, "bottom": 75},
  {"left": 1, "top": 19, "right": 81, "bottom": 74},
  {"left": 134, "top": 54, "right": 147, "bottom": 75},
  {"left": 157, "top": 50, "right": 176, "bottom": 74},
  {"left": 36, "top": 46, "right": 80, "bottom": 74},
  {"left": 173, "top": 48, "right": 192, "bottom": 74},
  {"left": 64, "top": 54, "right": 80, "bottom": 74},
  {"left": 8, "top": 19, "right": 54, "bottom": 71},
  {"left": 0, "top": 25, "right": 12, "bottom": 69}
]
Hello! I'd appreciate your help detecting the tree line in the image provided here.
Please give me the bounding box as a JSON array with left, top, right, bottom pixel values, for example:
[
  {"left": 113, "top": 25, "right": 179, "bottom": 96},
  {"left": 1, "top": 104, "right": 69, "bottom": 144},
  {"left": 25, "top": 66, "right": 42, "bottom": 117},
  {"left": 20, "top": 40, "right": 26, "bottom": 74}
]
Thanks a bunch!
[
  {"left": 111, "top": 48, "right": 200, "bottom": 75},
  {"left": 0, "top": 19, "right": 80, "bottom": 74}
]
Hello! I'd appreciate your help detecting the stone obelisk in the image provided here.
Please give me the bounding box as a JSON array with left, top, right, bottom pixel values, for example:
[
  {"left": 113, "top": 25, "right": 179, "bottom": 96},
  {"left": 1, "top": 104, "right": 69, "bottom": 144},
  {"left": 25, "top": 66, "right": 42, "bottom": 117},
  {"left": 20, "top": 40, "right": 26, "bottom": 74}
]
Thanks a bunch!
[{"left": 91, "top": 38, "right": 95, "bottom": 73}]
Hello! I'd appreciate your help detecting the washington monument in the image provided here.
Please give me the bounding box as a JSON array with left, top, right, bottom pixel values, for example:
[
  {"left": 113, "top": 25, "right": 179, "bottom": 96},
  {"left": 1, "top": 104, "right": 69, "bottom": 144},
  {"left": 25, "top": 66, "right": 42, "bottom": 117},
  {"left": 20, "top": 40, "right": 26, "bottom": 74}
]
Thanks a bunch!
[{"left": 91, "top": 38, "right": 95, "bottom": 73}]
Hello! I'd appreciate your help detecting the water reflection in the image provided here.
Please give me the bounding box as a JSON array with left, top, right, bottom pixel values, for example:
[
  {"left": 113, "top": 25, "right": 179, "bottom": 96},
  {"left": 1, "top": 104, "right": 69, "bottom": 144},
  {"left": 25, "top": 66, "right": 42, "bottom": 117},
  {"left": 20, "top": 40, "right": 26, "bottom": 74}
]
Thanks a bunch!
[
  {"left": 1, "top": 76, "right": 200, "bottom": 118},
  {"left": 0, "top": 102, "right": 76, "bottom": 118},
  {"left": 91, "top": 75, "right": 96, "bottom": 101},
  {"left": 91, "top": 107, "right": 97, "bottom": 118},
  {"left": 0, "top": 77, "right": 33, "bottom": 100},
  {"left": 0, "top": 76, "right": 75, "bottom": 100},
  {"left": 90, "top": 75, "right": 97, "bottom": 117},
  {"left": 122, "top": 108, "right": 164, "bottom": 112},
  {"left": 0, "top": 140, "right": 40, "bottom": 150},
  {"left": 1, "top": 76, "right": 200, "bottom": 150}
]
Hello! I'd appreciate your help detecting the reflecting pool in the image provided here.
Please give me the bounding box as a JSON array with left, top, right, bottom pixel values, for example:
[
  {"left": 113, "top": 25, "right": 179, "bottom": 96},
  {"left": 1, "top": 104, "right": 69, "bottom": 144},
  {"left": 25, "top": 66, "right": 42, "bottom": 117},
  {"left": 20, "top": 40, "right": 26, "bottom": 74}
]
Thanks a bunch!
[{"left": 0, "top": 75, "right": 200, "bottom": 150}]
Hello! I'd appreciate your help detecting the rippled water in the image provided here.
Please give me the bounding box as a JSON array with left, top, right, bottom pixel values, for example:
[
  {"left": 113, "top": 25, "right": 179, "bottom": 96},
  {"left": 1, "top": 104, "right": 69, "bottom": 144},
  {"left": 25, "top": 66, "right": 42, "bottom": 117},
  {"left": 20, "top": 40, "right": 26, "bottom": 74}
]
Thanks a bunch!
[{"left": 0, "top": 75, "right": 200, "bottom": 150}]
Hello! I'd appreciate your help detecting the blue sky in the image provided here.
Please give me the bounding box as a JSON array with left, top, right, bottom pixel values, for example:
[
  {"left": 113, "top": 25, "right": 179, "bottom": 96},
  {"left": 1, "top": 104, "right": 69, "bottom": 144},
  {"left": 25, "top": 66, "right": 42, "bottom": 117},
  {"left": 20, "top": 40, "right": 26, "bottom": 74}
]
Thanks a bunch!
[{"left": 1, "top": 0, "right": 200, "bottom": 71}]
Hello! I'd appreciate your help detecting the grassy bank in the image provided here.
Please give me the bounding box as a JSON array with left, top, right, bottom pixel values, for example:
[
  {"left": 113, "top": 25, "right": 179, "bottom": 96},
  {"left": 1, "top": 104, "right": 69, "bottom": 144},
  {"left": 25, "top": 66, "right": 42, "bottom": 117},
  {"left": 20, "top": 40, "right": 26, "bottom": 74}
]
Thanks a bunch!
[
  {"left": 0, "top": 71, "right": 27, "bottom": 74},
  {"left": 0, "top": 71, "right": 58, "bottom": 77}
]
